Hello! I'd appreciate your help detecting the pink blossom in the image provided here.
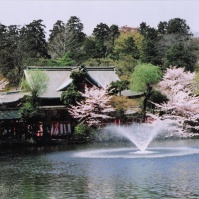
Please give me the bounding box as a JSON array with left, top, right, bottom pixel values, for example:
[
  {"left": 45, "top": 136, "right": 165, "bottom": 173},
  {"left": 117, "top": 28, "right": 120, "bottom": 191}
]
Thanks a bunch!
[
  {"left": 68, "top": 86, "right": 115, "bottom": 127},
  {"left": 152, "top": 67, "right": 199, "bottom": 136}
]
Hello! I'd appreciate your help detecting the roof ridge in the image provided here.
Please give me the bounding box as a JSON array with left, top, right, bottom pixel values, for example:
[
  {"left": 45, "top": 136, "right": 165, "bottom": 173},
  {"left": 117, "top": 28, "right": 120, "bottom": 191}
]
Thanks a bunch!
[{"left": 25, "top": 66, "right": 116, "bottom": 71}]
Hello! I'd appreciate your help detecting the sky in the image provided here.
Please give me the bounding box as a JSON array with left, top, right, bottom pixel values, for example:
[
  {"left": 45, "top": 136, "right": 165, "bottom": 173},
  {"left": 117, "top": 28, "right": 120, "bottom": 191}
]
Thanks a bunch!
[{"left": 0, "top": 0, "right": 199, "bottom": 38}]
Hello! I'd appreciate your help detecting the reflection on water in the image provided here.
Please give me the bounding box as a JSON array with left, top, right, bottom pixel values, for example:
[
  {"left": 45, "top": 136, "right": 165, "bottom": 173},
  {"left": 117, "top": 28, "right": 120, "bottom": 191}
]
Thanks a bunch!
[{"left": 0, "top": 140, "right": 199, "bottom": 198}]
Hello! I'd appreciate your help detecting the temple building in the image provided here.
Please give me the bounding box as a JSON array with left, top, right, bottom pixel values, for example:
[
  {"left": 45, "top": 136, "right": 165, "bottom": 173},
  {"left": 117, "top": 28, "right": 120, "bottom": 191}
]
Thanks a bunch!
[{"left": 0, "top": 66, "right": 120, "bottom": 137}]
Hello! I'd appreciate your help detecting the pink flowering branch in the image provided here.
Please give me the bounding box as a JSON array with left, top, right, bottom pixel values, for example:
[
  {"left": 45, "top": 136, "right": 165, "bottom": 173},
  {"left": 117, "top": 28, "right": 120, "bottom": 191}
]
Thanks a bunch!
[
  {"left": 151, "top": 67, "right": 199, "bottom": 137},
  {"left": 68, "top": 86, "right": 115, "bottom": 127}
]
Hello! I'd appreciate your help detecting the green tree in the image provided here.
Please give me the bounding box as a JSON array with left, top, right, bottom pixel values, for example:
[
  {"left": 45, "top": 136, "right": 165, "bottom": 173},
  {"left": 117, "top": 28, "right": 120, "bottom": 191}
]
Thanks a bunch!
[
  {"left": 157, "top": 18, "right": 197, "bottom": 70},
  {"left": 109, "top": 24, "right": 120, "bottom": 47},
  {"left": 0, "top": 20, "right": 50, "bottom": 85},
  {"left": 20, "top": 20, "right": 50, "bottom": 59},
  {"left": 48, "top": 20, "right": 65, "bottom": 42},
  {"left": 0, "top": 24, "right": 26, "bottom": 85},
  {"left": 65, "top": 16, "right": 86, "bottom": 62},
  {"left": 166, "top": 18, "right": 191, "bottom": 35},
  {"left": 48, "top": 16, "right": 86, "bottom": 62},
  {"left": 93, "top": 23, "right": 110, "bottom": 58},
  {"left": 164, "top": 42, "right": 198, "bottom": 71},
  {"left": 147, "top": 90, "right": 168, "bottom": 110},
  {"left": 0, "top": 23, "right": 7, "bottom": 48},
  {"left": 61, "top": 86, "right": 83, "bottom": 106},
  {"left": 157, "top": 21, "right": 168, "bottom": 35},
  {"left": 74, "top": 123, "right": 95, "bottom": 141},
  {"left": 61, "top": 68, "right": 86, "bottom": 106},
  {"left": 55, "top": 51, "right": 75, "bottom": 66},
  {"left": 20, "top": 69, "right": 49, "bottom": 126},
  {"left": 31, "top": 51, "right": 75, "bottom": 67},
  {"left": 139, "top": 23, "right": 160, "bottom": 65},
  {"left": 109, "top": 80, "right": 129, "bottom": 96},
  {"left": 23, "top": 69, "right": 49, "bottom": 104},
  {"left": 123, "top": 37, "right": 139, "bottom": 59},
  {"left": 114, "top": 55, "right": 138, "bottom": 79},
  {"left": 112, "top": 29, "right": 142, "bottom": 75},
  {"left": 82, "top": 36, "right": 98, "bottom": 60},
  {"left": 48, "top": 20, "right": 65, "bottom": 58},
  {"left": 130, "top": 63, "right": 162, "bottom": 120}
]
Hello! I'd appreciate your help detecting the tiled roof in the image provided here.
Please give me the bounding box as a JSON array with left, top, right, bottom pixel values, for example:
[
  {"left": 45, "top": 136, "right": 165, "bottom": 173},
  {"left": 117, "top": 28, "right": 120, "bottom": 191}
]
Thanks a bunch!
[
  {"left": 24, "top": 67, "right": 72, "bottom": 98},
  {"left": 120, "top": 90, "right": 143, "bottom": 97},
  {"left": 87, "top": 67, "right": 120, "bottom": 88},
  {"left": 0, "top": 91, "right": 28, "bottom": 104},
  {"left": 25, "top": 66, "right": 120, "bottom": 98}
]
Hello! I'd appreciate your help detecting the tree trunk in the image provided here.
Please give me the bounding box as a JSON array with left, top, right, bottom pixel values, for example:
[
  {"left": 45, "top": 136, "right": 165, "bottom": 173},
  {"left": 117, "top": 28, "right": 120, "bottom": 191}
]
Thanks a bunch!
[
  {"left": 142, "top": 84, "right": 153, "bottom": 122},
  {"left": 142, "top": 94, "right": 148, "bottom": 122}
]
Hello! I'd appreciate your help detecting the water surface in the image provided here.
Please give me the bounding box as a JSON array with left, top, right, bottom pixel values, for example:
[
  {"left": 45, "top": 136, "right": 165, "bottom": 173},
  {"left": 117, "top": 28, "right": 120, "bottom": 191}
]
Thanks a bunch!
[{"left": 1, "top": 139, "right": 199, "bottom": 199}]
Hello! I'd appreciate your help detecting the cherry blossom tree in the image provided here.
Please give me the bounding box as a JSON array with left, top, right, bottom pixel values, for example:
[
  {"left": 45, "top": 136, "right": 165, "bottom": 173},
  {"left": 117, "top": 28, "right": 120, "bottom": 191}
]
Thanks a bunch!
[
  {"left": 68, "top": 86, "right": 115, "bottom": 127},
  {"left": 152, "top": 67, "right": 199, "bottom": 136}
]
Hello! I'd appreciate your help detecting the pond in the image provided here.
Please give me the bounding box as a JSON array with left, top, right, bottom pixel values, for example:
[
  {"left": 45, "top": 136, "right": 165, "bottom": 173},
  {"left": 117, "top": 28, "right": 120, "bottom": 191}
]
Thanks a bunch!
[{"left": 1, "top": 139, "right": 199, "bottom": 199}]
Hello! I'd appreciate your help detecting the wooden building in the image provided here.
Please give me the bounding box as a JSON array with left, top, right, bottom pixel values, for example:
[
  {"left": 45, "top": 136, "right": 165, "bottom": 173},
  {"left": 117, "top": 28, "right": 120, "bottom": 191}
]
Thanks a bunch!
[{"left": 0, "top": 66, "right": 120, "bottom": 138}]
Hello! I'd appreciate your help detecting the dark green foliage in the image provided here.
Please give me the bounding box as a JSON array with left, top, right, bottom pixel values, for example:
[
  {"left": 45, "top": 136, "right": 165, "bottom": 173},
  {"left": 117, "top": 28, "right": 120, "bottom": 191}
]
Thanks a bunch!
[
  {"left": 157, "top": 18, "right": 190, "bottom": 36},
  {"left": 55, "top": 52, "right": 76, "bottom": 66},
  {"left": 83, "top": 37, "right": 98, "bottom": 59},
  {"left": 61, "top": 69, "right": 87, "bottom": 105},
  {"left": 48, "top": 16, "right": 86, "bottom": 62},
  {"left": 20, "top": 97, "right": 44, "bottom": 123},
  {"left": 140, "top": 39, "right": 161, "bottom": 66},
  {"left": 147, "top": 90, "right": 168, "bottom": 109},
  {"left": 164, "top": 42, "right": 197, "bottom": 71},
  {"left": 48, "top": 20, "right": 65, "bottom": 42},
  {"left": 38, "top": 52, "right": 75, "bottom": 66},
  {"left": 0, "top": 16, "right": 198, "bottom": 89},
  {"left": 20, "top": 20, "right": 50, "bottom": 59},
  {"left": 92, "top": 23, "right": 120, "bottom": 58},
  {"left": 166, "top": 18, "right": 190, "bottom": 35},
  {"left": 70, "top": 70, "right": 87, "bottom": 91},
  {"left": 109, "top": 80, "right": 129, "bottom": 96},
  {"left": 66, "top": 16, "right": 86, "bottom": 62},
  {"left": 74, "top": 123, "right": 95, "bottom": 140},
  {"left": 139, "top": 18, "right": 198, "bottom": 69},
  {"left": 83, "top": 23, "right": 120, "bottom": 60},
  {"left": 157, "top": 21, "right": 168, "bottom": 35},
  {"left": 114, "top": 56, "right": 138, "bottom": 79},
  {"left": 139, "top": 23, "right": 160, "bottom": 65},
  {"left": 0, "top": 20, "right": 49, "bottom": 86},
  {"left": 109, "top": 24, "right": 120, "bottom": 46},
  {"left": 123, "top": 37, "right": 139, "bottom": 59},
  {"left": 0, "top": 24, "right": 23, "bottom": 85},
  {"left": 61, "top": 86, "right": 83, "bottom": 106}
]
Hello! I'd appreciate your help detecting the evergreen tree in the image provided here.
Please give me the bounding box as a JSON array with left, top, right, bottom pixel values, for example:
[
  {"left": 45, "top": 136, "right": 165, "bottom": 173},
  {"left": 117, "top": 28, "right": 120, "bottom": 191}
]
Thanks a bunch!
[
  {"left": 20, "top": 20, "right": 50, "bottom": 59},
  {"left": 164, "top": 42, "right": 198, "bottom": 71},
  {"left": 123, "top": 37, "right": 139, "bottom": 59},
  {"left": 48, "top": 16, "right": 86, "bottom": 62},
  {"left": 139, "top": 23, "right": 160, "bottom": 65},
  {"left": 48, "top": 20, "right": 65, "bottom": 58},
  {"left": 93, "top": 23, "right": 110, "bottom": 58},
  {"left": 157, "top": 18, "right": 198, "bottom": 70}
]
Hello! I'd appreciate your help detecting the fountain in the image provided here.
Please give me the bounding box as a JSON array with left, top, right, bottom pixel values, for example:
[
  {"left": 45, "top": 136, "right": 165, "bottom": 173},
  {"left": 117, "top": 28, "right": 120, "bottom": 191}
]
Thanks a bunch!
[
  {"left": 104, "top": 122, "right": 167, "bottom": 152},
  {"left": 99, "top": 120, "right": 170, "bottom": 152},
  {"left": 73, "top": 119, "right": 199, "bottom": 159}
]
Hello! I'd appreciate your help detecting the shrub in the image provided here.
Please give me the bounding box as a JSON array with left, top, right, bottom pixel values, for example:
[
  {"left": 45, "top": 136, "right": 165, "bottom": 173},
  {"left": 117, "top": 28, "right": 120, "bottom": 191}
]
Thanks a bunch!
[{"left": 74, "top": 123, "right": 95, "bottom": 140}]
